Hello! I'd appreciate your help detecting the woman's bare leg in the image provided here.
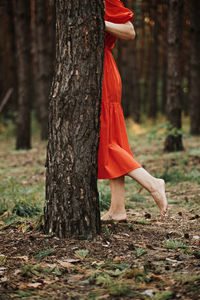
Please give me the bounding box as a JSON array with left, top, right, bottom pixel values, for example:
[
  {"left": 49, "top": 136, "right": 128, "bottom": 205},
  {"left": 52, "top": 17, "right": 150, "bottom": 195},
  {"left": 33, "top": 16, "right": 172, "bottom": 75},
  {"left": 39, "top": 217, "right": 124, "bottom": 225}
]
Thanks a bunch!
[
  {"left": 101, "top": 176, "right": 126, "bottom": 221},
  {"left": 127, "top": 167, "right": 168, "bottom": 219}
]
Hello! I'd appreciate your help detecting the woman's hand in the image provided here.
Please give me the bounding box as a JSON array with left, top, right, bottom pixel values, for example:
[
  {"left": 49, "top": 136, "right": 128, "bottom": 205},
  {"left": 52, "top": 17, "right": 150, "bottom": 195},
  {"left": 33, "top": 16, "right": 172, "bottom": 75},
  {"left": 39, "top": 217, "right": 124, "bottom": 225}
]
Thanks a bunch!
[{"left": 105, "top": 20, "right": 136, "bottom": 40}]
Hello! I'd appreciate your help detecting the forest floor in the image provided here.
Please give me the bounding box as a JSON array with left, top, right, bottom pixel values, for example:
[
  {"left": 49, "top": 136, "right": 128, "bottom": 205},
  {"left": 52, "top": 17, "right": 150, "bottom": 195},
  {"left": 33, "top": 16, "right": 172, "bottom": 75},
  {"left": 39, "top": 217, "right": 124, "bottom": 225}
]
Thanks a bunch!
[{"left": 0, "top": 118, "right": 200, "bottom": 299}]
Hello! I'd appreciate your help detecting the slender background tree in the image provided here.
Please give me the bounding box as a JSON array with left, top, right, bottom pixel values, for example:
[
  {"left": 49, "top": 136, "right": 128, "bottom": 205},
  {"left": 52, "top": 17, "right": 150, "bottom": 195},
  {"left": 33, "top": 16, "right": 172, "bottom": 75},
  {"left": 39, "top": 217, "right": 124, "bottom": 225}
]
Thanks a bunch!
[
  {"left": 164, "top": 0, "right": 184, "bottom": 152},
  {"left": 189, "top": 0, "right": 200, "bottom": 135},
  {"left": 13, "top": 0, "right": 32, "bottom": 150}
]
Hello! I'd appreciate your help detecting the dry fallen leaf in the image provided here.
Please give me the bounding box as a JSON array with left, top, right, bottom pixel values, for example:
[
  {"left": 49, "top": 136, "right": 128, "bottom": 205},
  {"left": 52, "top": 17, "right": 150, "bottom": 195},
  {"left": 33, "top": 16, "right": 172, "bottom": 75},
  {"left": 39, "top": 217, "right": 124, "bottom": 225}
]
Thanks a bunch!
[
  {"left": 18, "top": 283, "right": 28, "bottom": 290},
  {"left": 68, "top": 274, "right": 85, "bottom": 283},
  {"left": 64, "top": 258, "right": 80, "bottom": 263},
  {"left": 43, "top": 279, "right": 55, "bottom": 285},
  {"left": 12, "top": 256, "right": 29, "bottom": 262},
  {"left": 151, "top": 274, "right": 163, "bottom": 281},
  {"left": 58, "top": 260, "right": 74, "bottom": 269},
  {"left": 113, "top": 256, "right": 121, "bottom": 262},
  {"left": 27, "top": 282, "right": 42, "bottom": 288}
]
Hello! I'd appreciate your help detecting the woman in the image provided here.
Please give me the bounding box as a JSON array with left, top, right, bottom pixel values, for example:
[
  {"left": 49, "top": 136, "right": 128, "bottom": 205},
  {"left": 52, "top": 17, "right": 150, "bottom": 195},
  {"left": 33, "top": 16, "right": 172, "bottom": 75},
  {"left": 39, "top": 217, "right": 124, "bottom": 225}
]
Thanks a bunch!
[{"left": 98, "top": 0, "right": 168, "bottom": 221}]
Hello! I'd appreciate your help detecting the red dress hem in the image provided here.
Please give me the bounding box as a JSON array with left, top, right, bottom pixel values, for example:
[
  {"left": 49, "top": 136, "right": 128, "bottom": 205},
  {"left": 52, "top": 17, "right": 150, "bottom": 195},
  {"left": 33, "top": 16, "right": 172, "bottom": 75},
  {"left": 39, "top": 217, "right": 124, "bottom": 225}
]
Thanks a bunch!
[{"left": 98, "top": 165, "right": 142, "bottom": 180}]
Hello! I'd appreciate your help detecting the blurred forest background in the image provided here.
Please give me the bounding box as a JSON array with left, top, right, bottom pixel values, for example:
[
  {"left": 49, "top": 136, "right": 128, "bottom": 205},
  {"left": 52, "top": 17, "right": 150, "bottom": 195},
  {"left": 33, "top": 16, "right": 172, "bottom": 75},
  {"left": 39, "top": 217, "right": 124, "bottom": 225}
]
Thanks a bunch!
[
  {"left": 0, "top": 0, "right": 200, "bottom": 149},
  {"left": 0, "top": 2, "right": 200, "bottom": 297}
]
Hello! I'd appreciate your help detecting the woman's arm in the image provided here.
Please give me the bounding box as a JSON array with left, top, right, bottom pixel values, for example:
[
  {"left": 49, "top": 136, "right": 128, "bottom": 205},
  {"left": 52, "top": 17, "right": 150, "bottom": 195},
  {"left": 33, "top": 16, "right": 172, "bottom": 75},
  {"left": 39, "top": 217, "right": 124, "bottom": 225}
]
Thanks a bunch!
[{"left": 105, "top": 21, "right": 136, "bottom": 40}]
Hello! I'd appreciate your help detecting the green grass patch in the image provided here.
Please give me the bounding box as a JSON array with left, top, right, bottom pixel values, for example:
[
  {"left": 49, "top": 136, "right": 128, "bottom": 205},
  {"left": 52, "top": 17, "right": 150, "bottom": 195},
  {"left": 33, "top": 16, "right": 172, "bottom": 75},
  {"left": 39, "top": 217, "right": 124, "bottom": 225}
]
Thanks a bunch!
[
  {"left": 163, "top": 239, "right": 188, "bottom": 250},
  {"left": 176, "top": 273, "right": 200, "bottom": 284},
  {"left": 0, "top": 175, "right": 44, "bottom": 219},
  {"left": 154, "top": 290, "right": 174, "bottom": 300},
  {"left": 34, "top": 249, "right": 55, "bottom": 260},
  {"left": 98, "top": 183, "right": 111, "bottom": 211},
  {"left": 15, "top": 290, "right": 36, "bottom": 298},
  {"left": 95, "top": 273, "right": 112, "bottom": 287},
  {"left": 154, "top": 166, "right": 200, "bottom": 185},
  {"left": 21, "top": 263, "right": 61, "bottom": 277},
  {"left": 129, "top": 194, "right": 145, "bottom": 203},
  {"left": 12, "top": 200, "right": 41, "bottom": 217},
  {"left": 75, "top": 249, "right": 89, "bottom": 259},
  {"left": 96, "top": 260, "right": 130, "bottom": 272},
  {"left": 0, "top": 255, "right": 7, "bottom": 266},
  {"left": 108, "top": 282, "right": 132, "bottom": 296},
  {"left": 134, "top": 219, "right": 151, "bottom": 225},
  {"left": 168, "top": 198, "right": 180, "bottom": 205},
  {"left": 87, "top": 290, "right": 104, "bottom": 300},
  {"left": 134, "top": 247, "right": 147, "bottom": 257}
]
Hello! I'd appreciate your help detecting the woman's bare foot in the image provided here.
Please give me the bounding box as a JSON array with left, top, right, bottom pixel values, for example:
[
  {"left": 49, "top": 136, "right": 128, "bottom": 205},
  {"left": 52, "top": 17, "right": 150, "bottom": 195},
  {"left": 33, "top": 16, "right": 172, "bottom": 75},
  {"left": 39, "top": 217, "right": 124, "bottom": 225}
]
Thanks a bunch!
[
  {"left": 150, "top": 178, "right": 168, "bottom": 219},
  {"left": 101, "top": 210, "right": 127, "bottom": 222}
]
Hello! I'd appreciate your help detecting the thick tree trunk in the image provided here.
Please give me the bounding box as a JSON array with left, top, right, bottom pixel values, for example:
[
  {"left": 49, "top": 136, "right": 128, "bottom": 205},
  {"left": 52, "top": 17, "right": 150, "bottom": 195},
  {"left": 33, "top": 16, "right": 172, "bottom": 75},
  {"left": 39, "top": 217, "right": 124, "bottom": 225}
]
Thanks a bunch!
[
  {"left": 189, "top": 0, "right": 200, "bottom": 135},
  {"left": 44, "top": 0, "right": 104, "bottom": 239},
  {"left": 148, "top": 0, "right": 159, "bottom": 119},
  {"left": 13, "top": 0, "right": 32, "bottom": 150},
  {"left": 164, "top": 0, "right": 184, "bottom": 152}
]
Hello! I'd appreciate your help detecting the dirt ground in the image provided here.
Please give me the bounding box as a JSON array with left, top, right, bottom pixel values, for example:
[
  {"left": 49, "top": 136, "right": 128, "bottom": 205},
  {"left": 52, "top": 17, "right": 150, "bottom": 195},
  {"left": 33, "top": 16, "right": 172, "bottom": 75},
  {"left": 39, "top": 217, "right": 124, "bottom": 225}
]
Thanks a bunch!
[
  {"left": 0, "top": 132, "right": 200, "bottom": 299},
  {"left": 0, "top": 212, "right": 200, "bottom": 299}
]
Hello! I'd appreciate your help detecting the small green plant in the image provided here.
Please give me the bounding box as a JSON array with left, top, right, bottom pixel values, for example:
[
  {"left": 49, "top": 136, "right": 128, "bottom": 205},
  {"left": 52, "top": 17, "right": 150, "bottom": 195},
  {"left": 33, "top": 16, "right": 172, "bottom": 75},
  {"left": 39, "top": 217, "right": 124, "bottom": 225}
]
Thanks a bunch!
[
  {"left": 129, "top": 194, "right": 145, "bottom": 203},
  {"left": 0, "top": 199, "right": 7, "bottom": 215},
  {"left": 75, "top": 249, "right": 89, "bottom": 259},
  {"left": 21, "top": 263, "right": 61, "bottom": 277},
  {"left": 87, "top": 290, "right": 103, "bottom": 300},
  {"left": 0, "top": 255, "right": 7, "bottom": 266},
  {"left": 163, "top": 239, "right": 187, "bottom": 250},
  {"left": 15, "top": 290, "right": 36, "bottom": 298},
  {"left": 21, "top": 264, "right": 41, "bottom": 277},
  {"left": 154, "top": 166, "right": 200, "bottom": 185},
  {"left": 181, "top": 248, "right": 193, "bottom": 255},
  {"left": 193, "top": 251, "right": 200, "bottom": 259},
  {"left": 98, "top": 260, "right": 130, "bottom": 272},
  {"left": 154, "top": 290, "right": 174, "bottom": 300},
  {"left": 95, "top": 273, "right": 112, "bottom": 287},
  {"left": 176, "top": 273, "right": 200, "bottom": 284},
  {"left": 108, "top": 282, "right": 131, "bottom": 296},
  {"left": 134, "top": 219, "right": 150, "bottom": 225},
  {"left": 134, "top": 247, "right": 147, "bottom": 257},
  {"left": 12, "top": 201, "right": 41, "bottom": 217},
  {"left": 34, "top": 248, "right": 55, "bottom": 260},
  {"left": 102, "top": 224, "right": 113, "bottom": 236},
  {"left": 98, "top": 185, "right": 111, "bottom": 210},
  {"left": 122, "top": 267, "right": 147, "bottom": 283}
]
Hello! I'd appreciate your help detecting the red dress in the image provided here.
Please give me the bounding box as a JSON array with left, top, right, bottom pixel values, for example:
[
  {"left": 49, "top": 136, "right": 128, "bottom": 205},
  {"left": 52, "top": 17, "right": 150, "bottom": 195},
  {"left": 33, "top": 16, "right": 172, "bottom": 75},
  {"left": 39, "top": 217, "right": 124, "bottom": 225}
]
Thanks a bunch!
[{"left": 97, "top": 0, "right": 141, "bottom": 180}]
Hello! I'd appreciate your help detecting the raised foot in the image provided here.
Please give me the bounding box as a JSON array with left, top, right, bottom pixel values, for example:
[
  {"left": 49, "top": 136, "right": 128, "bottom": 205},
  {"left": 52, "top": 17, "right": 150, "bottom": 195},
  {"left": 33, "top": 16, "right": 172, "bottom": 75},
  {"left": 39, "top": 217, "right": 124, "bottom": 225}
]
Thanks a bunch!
[
  {"left": 101, "top": 211, "right": 127, "bottom": 222},
  {"left": 150, "top": 178, "right": 168, "bottom": 220}
]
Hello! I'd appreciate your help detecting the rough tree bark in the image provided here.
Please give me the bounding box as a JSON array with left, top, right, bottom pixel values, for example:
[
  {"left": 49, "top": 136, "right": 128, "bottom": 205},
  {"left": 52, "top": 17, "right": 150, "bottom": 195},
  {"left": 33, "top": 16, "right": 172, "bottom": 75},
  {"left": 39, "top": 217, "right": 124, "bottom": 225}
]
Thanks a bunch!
[
  {"left": 13, "top": 0, "right": 32, "bottom": 150},
  {"left": 44, "top": 0, "right": 105, "bottom": 239},
  {"left": 189, "top": 0, "right": 200, "bottom": 135},
  {"left": 164, "top": 0, "right": 184, "bottom": 152}
]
